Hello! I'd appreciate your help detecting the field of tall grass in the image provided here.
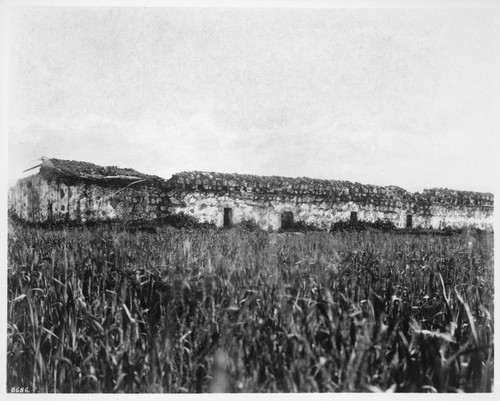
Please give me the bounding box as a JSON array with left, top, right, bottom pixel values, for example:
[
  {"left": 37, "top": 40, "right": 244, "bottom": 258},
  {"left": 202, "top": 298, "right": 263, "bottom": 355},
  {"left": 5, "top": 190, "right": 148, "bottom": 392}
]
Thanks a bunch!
[{"left": 7, "top": 223, "right": 494, "bottom": 393}]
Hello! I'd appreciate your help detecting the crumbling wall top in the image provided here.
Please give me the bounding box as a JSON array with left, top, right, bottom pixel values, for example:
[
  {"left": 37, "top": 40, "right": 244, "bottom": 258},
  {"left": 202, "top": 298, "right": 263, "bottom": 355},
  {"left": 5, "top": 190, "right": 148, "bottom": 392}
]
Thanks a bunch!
[
  {"left": 417, "top": 188, "right": 493, "bottom": 208},
  {"left": 167, "top": 171, "right": 410, "bottom": 197},
  {"left": 166, "top": 171, "right": 494, "bottom": 211},
  {"left": 15, "top": 158, "right": 493, "bottom": 212}
]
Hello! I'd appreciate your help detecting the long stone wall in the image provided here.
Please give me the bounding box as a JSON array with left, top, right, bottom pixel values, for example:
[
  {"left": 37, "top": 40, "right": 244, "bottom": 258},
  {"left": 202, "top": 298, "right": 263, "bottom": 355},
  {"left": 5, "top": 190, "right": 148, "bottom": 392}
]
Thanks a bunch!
[
  {"left": 167, "top": 190, "right": 410, "bottom": 230},
  {"left": 166, "top": 172, "right": 494, "bottom": 230},
  {"left": 167, "top": 190, "right": 492, "bottom": 230},
  {"left": 8, "top": 164, "right": 494, "bottom": 230},
  {"left": 8, "top": 175, "right": 171, "bottom": 223}
]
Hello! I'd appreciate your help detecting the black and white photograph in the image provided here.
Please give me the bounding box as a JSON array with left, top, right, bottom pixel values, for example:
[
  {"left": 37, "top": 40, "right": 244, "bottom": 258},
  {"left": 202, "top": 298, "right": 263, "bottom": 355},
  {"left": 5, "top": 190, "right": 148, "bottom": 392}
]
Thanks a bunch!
[{"left": 2, "top": 0, "right": 498, "bottom": 394}]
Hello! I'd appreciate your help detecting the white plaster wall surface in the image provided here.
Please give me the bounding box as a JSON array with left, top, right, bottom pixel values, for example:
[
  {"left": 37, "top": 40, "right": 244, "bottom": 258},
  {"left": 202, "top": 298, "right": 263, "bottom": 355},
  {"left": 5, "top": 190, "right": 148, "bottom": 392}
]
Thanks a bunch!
[
  {"left": 9, "top": 174, "right": 494, "bottom": 230},
  {"left": 8, "top": 175, "right": 169, "bottom": 223},
  {"left": 170, "top": 192, "right": 431, "bottom": 230}
]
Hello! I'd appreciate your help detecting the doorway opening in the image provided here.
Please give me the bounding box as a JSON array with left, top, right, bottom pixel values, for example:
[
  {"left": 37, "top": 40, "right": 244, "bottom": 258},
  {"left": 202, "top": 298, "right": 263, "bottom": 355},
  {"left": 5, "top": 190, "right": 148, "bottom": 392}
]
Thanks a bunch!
[
  {"left": 281, "top": 211, "right": 294, "bottom": 230},
  {"left": 406, "top": 214, "right": 413, "bottom": 228},
  {"left": 223, "top": 208, "right": 233, "bottom": 228}
]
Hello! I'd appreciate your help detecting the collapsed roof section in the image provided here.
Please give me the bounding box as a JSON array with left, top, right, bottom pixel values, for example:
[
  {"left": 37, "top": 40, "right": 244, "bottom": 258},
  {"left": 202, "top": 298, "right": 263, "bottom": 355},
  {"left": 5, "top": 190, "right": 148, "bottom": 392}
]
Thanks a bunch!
[{"left": 36, "top": 157, "right": 167, "bottom": 188}]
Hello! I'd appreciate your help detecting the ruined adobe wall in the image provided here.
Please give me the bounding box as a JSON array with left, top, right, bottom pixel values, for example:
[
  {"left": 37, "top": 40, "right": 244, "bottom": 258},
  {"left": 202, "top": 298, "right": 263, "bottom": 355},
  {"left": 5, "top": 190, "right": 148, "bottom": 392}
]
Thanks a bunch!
[
  {"left": 9, "top": 171, "right": 494, "bottom": 230},
  {"left": 168, "top": 191, "right": 409, "bottom": 231},
  {"left": 166, "top": 172, "right": 409, "bottom": 230},
  {"left": 411, "top": 189, "right": 493, "bottom": 229},
  {"left": 8, "top": 175, "right": 171, "bottom": 223},
  {"left": 166, "top": 172, "right": 494, "bottom": 230}
]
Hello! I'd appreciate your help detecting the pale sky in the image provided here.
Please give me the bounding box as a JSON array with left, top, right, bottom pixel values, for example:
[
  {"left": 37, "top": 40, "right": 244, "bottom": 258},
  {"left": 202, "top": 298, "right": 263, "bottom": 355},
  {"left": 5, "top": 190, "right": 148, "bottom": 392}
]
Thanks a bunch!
[{"left": 6, "top": 3, "right": 500, "bottom": 193}]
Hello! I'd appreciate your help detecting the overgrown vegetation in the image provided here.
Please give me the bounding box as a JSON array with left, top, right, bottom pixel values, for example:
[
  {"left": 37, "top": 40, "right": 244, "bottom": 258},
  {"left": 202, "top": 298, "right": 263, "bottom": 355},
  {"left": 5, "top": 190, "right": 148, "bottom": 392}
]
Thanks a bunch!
[
  {"left": 279, "top": 220, "right": 322, "bottom": 233},
  {"left": 331, "top": 219, "right": 397, "bottom": 233},
  {"left": 7, "top": 223, "right": 494, "bottom": 393},
  {"left": 7, "top": 211, "right": 217, "bottom": 232},
  {"left": 156, "top": 212, "right": 217, "bottom": 230}
]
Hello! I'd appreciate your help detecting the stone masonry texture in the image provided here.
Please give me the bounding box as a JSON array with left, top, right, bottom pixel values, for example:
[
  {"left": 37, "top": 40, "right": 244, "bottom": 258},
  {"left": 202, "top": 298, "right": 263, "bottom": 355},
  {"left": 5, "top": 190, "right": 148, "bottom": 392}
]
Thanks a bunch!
[{"left": 8, "top": 158, "right": 494, "bottom": 230}]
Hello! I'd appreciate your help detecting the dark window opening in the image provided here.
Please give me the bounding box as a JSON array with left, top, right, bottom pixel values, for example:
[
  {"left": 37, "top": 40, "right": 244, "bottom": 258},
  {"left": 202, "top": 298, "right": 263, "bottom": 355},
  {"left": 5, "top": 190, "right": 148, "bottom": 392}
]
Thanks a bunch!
[
  {"left": 223, "top": 208, "right": 233, "bottom": 228},
  {"left": 350, "top": 211, "right": 358, "bottom": 222},
  {"left": 281, "top": 211, "right": 294, "bottom": 229},
  {"left": 47, "top": 203, "right": 53, "bottom": 221},
  {"left": 406, "top": 214, "right": 413, "bottom": 228}
]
